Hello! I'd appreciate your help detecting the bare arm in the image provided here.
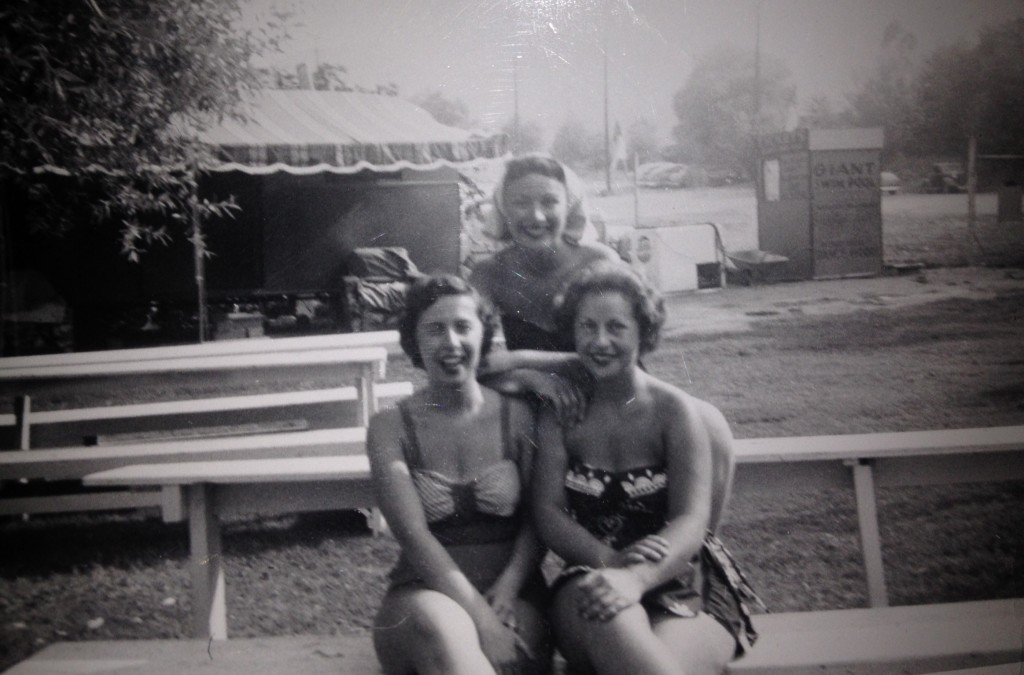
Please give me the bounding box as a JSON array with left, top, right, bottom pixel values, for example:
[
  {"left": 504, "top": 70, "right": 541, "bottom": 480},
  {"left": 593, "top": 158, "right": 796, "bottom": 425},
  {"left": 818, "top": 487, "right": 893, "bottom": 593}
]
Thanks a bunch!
[
  {"left": 571, "top": 392, "right": 724, "bottom": 622},
  {"left": 625, "top": 393, "right": 722, "bottom": 591},
  {"left": 486, "top": 401, "right": 545, "bottom": 630},
  {"left": 479, "top": 348, "right": 580, "bottom": 378},
  {"left": 532, "top": 409, "right": 618, "bottom": 568}
]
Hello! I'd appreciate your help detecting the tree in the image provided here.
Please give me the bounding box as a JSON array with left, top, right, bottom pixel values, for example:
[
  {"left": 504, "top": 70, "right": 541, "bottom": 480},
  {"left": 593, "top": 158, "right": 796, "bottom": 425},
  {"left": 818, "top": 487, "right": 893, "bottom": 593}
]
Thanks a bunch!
[
  {"left": 627, "top": 117, "right": 660, "bottom": 165},
  {"left": 671, "top": 44, "right": 795, "bottom": 175},
  {"left": 0, "top": 0, "right": 290, "bottom": 259},
  {"left": 844, "top": 21, "right": 919, "bottom": 159},
  {"left": 799, "top": 96, "right": 856, "bottom": 130},
  {"left": 549, "top": 115, "right": 603, "bottom": 170},
  {"left": 410, "top": 90, "right": 475, "bottom": 129},
  {"left": 501, "top": 118, "right": 545, "bottom": 154},
  {"left": 914, "top": 18, "right": 1024, "bottom": 157},
  {"left": 258, "top": 62, "right": 399, "bottom": 95}
]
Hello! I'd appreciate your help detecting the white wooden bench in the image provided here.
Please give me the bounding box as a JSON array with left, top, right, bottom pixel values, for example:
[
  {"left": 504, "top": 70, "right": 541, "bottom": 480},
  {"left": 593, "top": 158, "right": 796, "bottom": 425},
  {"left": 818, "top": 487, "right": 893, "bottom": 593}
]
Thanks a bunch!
[
  {"left": 727, "top": 598, "right": 1024, "bottom": 674},
  {"left": 0, "top": 332, "right": 412, "bottom": 516},
  {"left": 9, "top": 598, "right": 1023, "bottom": 674},
  {"left": 81, "top": 425, "right": 1024, "bottom": 645},
  {"left": 0, "top": 330, "right": 405, "bottom": 373},
  {"left": 732, "top": 426, "right": 1024, "bottom": 607}
]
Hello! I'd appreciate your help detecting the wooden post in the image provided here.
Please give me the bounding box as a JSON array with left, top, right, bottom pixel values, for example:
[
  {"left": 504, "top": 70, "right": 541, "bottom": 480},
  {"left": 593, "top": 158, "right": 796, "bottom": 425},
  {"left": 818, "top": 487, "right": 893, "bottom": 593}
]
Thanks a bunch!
[
  {"left": 188, "top": 156, "right": 208, "bottom": 343},
  {"left": 851, "top": 459, "right": 888, "bottom": 607},
  {"left": 356, "top": 365, "right": 385, "bottom": 535},
  {"left": 967, "top": 135, "right": 978, "bottom": 265},
  {"left": 14, "top": 395, "right": 31, "bottom": 450},
  {"left": 0, "top": 180, "right": 8, "bottom": 357},
  {"left": 188, "top": 484, "right": 227, "bottom": 639}
]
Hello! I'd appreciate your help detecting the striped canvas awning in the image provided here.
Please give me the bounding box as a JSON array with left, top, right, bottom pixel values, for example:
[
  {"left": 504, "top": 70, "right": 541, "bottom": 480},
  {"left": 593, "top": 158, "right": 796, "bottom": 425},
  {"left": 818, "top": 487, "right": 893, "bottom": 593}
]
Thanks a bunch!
[{"left": 191, "top": 90, "right": 508, "bottom": 175}]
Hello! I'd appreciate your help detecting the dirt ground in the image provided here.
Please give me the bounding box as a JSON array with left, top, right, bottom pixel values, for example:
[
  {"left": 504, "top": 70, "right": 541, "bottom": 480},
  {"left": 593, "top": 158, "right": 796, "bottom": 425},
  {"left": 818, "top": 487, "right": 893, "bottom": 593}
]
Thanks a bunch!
[{"left": 660, "top": 266, "right": 1024, "bottom": 336}]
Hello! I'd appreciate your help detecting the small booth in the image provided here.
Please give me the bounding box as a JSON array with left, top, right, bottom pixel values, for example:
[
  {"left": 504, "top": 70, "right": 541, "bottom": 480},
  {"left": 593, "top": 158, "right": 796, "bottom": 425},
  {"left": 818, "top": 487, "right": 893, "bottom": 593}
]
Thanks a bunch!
[
  {"left": 757, "top": 127, "right": 884, "bottom": 280},
  {"left": 616, "top": 223, "right": 723, "bottom": 294}
]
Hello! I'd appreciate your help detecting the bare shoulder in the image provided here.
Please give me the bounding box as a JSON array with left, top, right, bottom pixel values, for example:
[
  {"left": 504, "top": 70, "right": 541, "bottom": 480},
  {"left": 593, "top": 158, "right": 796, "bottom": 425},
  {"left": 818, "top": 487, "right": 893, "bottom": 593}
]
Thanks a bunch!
[
  {"left": 469, "top": 249, "right": 514, "bottom": 287},
  {"left": 575, "top": 240, "right": 621, "bottom": 265},
  {"left": 367, "top": 398, "right": 408, "bottom": 451},
  {"left": 502, "top": 392, "right": 536, "bottom": 434},
  {"left": 647, "top": 376, "right": 730, "bottom": 436}
]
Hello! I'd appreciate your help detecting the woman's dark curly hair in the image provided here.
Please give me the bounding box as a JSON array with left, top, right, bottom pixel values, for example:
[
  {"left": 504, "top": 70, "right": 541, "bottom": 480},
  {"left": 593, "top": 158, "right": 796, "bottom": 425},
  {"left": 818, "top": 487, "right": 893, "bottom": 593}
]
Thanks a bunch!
[
  {"left": 501, "top": 152, "right": 567, "bottom": 192},
  {"left": 554, "top": 262, "right": 666, "bottom": 356},
  {"left": 399, "top": 274, "right": 499, "bottom": 369}
]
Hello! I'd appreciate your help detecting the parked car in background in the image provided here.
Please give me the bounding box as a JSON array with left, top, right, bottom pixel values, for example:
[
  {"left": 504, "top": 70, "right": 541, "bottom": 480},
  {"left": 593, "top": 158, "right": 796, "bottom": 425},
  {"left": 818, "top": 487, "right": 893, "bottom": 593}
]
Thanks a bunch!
[
  {"left": 925, "top": 162, "right": 967, "bottom": 193},
  {"left": 636, "top": 162, "right": 708, "bottom": 189},
  {"left": 880, "top": 171, "right": 901, "bottom": 194}
]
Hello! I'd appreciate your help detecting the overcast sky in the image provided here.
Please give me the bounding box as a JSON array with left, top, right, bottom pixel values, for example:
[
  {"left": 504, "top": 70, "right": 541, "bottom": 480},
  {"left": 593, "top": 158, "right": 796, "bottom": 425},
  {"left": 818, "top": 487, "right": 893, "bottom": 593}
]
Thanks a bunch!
[{"left": 245, "top": 0, "right": 1024, "bottom": 143}]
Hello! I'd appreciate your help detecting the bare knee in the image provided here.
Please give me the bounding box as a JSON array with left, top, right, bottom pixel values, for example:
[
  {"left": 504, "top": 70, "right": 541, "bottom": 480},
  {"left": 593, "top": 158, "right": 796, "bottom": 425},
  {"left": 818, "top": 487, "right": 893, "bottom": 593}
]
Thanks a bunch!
[
  {"left": 374, "top": 590, "right": 484, "bottom": 675},
  {"left": 652, "top": 613, "right": 735, "bottom": 675},
  {"left": 550, "top": 580, "right": 651, "bottom": 671}
]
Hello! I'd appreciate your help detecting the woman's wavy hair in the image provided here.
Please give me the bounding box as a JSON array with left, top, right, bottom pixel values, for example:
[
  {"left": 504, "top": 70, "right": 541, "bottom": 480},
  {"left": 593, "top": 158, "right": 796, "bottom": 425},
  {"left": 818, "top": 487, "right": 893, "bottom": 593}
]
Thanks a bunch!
[
  {"left": 554, "top": 263, "right": 666, "bottom": 356},
  {"left": 500, "top": 153, "right": 568, "bottom": 192},
  {"left": 399, "top": 274, "right": 499, "bottom": 369}
]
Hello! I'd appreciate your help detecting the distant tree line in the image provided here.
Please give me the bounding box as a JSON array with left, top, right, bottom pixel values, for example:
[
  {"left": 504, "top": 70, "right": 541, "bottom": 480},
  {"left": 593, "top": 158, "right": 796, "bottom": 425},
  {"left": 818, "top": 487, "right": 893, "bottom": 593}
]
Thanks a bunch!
[{"left": 414, "top": 17, "right": 1024, "bottom": 179}]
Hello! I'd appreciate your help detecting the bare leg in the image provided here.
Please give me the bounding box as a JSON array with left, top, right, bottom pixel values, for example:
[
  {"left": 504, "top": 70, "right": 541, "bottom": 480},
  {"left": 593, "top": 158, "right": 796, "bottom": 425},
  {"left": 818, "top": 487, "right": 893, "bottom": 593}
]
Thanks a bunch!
[
  {"left": 550, "top": 578, "right": 684, "bottom": 675},
  {"left": 652, "top": 612, "right": 735, "bottom": 675},
  {"left": 510, "top": 596, "right": 552, "bottom": 668},
  {"left": 373, "top": 587, "right": 496, "bottom": 675}
]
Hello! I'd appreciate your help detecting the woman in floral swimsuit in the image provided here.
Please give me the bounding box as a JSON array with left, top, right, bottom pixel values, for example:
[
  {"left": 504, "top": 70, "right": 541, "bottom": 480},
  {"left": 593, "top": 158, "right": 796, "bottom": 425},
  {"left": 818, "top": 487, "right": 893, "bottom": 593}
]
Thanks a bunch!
[
  {"left": 368, "top": 274, "right": 549, "bottom": 675},
  {"left": 532, "top": 263, "right": 764, "bottom": 675}
]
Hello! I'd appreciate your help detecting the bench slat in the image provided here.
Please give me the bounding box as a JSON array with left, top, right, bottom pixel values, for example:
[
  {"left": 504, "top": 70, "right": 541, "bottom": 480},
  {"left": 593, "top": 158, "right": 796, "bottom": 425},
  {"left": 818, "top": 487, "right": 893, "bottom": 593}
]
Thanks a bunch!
[
  {"left": 2, "top": 428, "right": 368, "bottom": 480},
  {"left": 0, "top": 490, "right": 163, "bottom": 516},
  {"left": 8, "top": 600, "right": 1021, "bottom": 675},
  {"left": 84, "top": 455, "right": 371, "bottom": 486},
  {"left": 0, "top": 347, "right": 387, "bottom": 380},
  {"left": 0, "top": 330, "right": 400, "bottom": 371},
  {"left": 92, "top": 418, "right": 310, "bottom": 445},
  {"left": 728, "top": 598, "right": 1024, "bottom": 674},
  {"left": 0, "top": 381, "right": 413, "bottom": 427},
  {"left": 734, "top": 426, "right": 1024, "bottom": 462}
]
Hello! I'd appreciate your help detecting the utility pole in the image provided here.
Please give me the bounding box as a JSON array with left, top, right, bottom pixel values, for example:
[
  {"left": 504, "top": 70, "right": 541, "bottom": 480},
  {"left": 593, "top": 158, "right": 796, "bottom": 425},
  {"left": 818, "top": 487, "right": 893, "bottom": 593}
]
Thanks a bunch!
[
  {"left": 754, "top": 1, "right": 762, "bottom": 134},
  {"left": 753, "top": 0, "right": 762, "bottom": 177},
  {"left": 513, "top": 54, "right": 521, "bottom": 155},
  {"left": 603, "top": 0, "right": 612, "bottom": 195}
]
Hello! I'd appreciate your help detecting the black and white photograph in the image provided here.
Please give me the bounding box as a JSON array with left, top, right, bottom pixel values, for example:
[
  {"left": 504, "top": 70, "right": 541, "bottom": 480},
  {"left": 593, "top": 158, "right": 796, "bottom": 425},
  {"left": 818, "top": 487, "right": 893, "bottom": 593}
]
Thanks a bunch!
[{"left": 1, "top": 1, "right": 1022, "bottom": 673}]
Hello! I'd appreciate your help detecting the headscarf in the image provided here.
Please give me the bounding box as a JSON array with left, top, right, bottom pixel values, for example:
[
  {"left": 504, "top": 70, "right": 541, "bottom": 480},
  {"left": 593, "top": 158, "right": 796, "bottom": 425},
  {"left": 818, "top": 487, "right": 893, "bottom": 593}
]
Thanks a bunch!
[{"left": 482, "top": 154, "right": 596, "bottom": 244}]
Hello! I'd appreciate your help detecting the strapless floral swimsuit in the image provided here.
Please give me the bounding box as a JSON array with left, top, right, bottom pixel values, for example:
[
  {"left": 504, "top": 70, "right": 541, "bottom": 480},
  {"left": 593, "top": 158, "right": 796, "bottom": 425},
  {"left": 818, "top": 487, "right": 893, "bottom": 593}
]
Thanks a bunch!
[{"left": 552, "top": 458, "right": 766, "bottom": 656}]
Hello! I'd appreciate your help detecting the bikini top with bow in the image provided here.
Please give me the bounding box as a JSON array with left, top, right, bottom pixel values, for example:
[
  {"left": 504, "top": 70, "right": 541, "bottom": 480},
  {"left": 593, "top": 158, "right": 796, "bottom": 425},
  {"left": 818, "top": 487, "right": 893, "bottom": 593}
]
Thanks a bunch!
[{"left": 398, "top": 398, "right": 524, "bottom": 546}]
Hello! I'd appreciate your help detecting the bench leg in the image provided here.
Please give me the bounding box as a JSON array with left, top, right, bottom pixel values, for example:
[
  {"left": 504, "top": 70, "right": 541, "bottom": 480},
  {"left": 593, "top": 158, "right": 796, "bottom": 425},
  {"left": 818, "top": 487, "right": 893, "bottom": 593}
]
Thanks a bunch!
[
  {"left": 358, "top": 507, "right": 388, "bottom": 537},
  {"left": 187, "top": 484, "right": 228, "bottom": 640},
  {"left": 852, "top": 460, "right": 889, "bottom": 607}
]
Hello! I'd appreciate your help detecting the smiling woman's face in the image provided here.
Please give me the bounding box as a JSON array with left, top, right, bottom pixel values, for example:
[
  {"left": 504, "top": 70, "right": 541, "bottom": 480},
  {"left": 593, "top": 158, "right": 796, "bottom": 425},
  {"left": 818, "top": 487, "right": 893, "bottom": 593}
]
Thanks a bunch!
[
  {"left": 573, "top": 290, "right": 641, "bottom": 379},
  {"left": 503, "top": 173, "right": 569, "bottom": 251},
  {"left": 415, "top": 294, "right": 484, "bottom": 385}
]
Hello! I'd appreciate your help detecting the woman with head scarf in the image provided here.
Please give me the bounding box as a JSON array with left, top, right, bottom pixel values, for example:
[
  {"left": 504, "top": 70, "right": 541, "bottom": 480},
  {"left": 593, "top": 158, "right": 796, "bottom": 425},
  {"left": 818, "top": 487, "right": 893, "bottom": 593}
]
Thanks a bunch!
[
  {"left": 468, "top": 154, "right": 625, "bottom": 422},
  {"left": 469, "top": 153, "right": 621, "bottom": 354}
]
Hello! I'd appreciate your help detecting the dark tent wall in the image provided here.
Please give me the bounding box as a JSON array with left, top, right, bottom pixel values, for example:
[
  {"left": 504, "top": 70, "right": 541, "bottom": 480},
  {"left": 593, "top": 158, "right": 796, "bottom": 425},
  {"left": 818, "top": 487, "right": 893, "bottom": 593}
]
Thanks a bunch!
[
  {"left": 256, "top": 172, "right": 460, "bottom": 292},
  {"left": 55, "top": 169, "right": 460, "bottom": 300},
  {"left": 7, "top": 167, "right": 463, "bottom": 349},
  {"left": 5, "top": 91, "right": 505, "bottom": 351}
]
